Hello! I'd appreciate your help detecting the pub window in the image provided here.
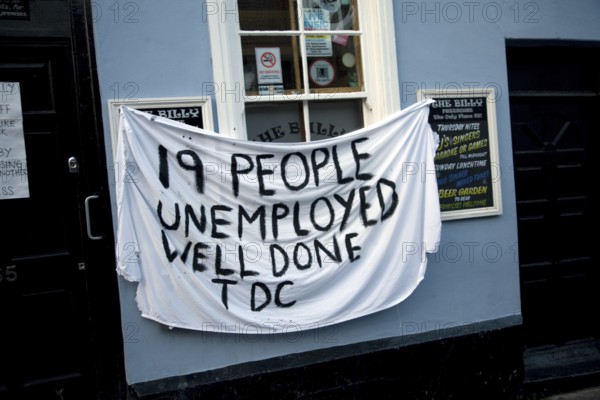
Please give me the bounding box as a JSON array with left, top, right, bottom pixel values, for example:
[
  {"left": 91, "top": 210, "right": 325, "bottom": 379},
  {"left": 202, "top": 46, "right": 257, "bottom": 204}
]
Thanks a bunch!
[{"left": 207, "top": 0, "right": 400, "bottom": 141}]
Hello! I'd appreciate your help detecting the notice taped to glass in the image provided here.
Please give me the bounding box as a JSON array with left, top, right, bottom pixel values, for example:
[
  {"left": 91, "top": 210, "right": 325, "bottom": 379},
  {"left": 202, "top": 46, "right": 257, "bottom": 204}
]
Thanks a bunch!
[
  {"left": 418, "top": 89, "right": 502, "bottom": 220},
  {"left": 1, "top": 82, "right": 30, "bottom": 200},
  {"left": 0, "top": 0, "right": 29, "bottom": 20}
]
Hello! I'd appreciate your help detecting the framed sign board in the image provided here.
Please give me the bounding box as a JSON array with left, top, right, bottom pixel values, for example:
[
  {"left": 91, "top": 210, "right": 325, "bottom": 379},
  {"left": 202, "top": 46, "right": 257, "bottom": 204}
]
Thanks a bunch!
[
  {"left": 417, "top": 88, "right": 502, "bottom": 220},
  {"left": 108, "top": 97, "right": 213, "bottom": 159}
]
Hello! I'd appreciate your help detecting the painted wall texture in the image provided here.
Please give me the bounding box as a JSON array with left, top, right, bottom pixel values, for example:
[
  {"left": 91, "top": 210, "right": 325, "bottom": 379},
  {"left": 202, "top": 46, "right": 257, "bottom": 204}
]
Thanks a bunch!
[{"left": 92, "top": 0, "right": 600, "bottom": 385}]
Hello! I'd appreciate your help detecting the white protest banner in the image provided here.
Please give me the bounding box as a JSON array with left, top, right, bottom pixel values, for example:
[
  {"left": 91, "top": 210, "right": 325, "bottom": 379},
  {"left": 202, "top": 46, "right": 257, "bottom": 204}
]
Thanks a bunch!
[{"left": 115, "top": 100, "right": 441, "bottom": 333}]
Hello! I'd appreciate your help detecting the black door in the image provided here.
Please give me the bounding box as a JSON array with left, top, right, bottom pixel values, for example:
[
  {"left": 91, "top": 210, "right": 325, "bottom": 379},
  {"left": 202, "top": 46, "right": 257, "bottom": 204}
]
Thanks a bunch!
[
  {"left": 507, "top": 43, "right": 599, "bottom": 347},
  {"left": 0, "top": 2, "right": 122, "bottom": 400}
]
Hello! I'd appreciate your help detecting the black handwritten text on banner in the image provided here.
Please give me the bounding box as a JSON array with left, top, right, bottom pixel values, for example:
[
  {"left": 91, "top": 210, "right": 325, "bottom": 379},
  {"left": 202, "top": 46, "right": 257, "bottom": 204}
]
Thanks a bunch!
[{"left": 115, "top": 101, "right": 441, "bottom": 333}]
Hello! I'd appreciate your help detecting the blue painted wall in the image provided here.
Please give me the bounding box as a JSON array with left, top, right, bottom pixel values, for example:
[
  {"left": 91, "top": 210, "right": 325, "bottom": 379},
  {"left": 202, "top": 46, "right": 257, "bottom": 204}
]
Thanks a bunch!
[{"left": 93, "top": 0, "right": 600, "bottom": 385}]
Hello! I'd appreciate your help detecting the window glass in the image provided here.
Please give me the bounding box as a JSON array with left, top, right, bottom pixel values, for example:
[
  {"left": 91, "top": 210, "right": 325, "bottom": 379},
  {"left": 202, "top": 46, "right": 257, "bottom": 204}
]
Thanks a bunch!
[
  {"left": 302, "top": 0, "right": 362, "bottom": 92},
  {"left": 242, "top": 36, "right": 304, "bottom": 94},
  {"left": 246, "top": 102, "right": 304, "bottom": 142},
  {"left": 307, "top": 36, "right": 361, "bottom": 91},
  {"left": 239, "top": 0, "right": 364, "bottom": 141},
  {"left": 308, "top": 100, "right": 363, "bottom": 141},
  {"left": 238, "top": 0, "right": 295, "bottom": 31},
  {"left": 302, "top": 0, "right": 358, "bottom": 30}
]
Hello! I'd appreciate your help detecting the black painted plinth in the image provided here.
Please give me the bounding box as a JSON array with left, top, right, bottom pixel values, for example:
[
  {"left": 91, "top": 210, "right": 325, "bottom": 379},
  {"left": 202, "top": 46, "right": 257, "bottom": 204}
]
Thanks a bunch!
[{"left": 130, "top": 325, "right": 524, "bottom": 400}]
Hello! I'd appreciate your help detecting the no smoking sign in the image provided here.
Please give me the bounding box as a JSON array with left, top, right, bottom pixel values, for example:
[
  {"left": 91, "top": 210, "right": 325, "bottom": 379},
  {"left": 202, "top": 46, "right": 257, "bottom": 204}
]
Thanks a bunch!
[
  {"left": 260, "top": 52, "right": 277, "bottom": 68},
  {"left": 255, "top": 47, "right": 283, "bottom": 85}
]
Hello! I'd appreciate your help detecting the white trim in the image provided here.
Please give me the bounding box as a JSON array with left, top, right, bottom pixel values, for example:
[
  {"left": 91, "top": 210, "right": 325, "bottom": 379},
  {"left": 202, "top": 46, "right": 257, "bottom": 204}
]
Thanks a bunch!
[
  {"left": 239, "top": 30, "right": 362, "bottom": 35},
  {"left": 207, "top": 0, "right": 248, "bottom": 139},
  {"left": 243, "top": 91, "right": 367, "bottom": 103},
  {"left": 107, "top": 96, "right": 213, "bottom": 160},
  {"left": 298, "top": 0, "right": 310, "bottom": 95},
  {"left": 358, "top": 0, "right": 400, "bottom": 125},
  {"left": 206, "top": 0, "right": 400, "bottom": 139}
]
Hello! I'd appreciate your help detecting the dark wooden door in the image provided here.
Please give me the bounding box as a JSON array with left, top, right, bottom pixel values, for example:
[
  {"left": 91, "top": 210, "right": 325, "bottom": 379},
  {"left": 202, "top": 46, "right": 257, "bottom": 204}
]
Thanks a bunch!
[
  {"left": 0, "top": 40, "right": 94, "bottom": 399},
  {"left": 507, "top": 44, "right": 599, "bottom": 347},
  {"left": 1, "top": 2, "right": 123, "bottom": 399}
]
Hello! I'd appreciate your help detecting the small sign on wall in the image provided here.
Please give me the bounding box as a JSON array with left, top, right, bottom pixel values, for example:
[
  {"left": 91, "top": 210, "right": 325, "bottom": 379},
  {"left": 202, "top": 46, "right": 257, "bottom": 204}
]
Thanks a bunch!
[
  {"left": 255, "top": 47, "right": 283, "bottom": 85},
  {"left": 418, "top": 88, "right": 502, "bottom": 220},
  {"left": 309, "top": 59, "right": 336, "bottom": 87},
  {"left": 1, "top": 82, "right": 30, "bottom": 200}
]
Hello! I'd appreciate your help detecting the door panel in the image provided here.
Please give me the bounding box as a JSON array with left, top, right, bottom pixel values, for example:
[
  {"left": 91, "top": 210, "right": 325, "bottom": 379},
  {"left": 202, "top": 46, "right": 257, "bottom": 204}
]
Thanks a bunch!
[
  {"left": 508, "top": 45, "right": 598, "bottom": 347},
  {"left": 0, "top": 41, "right": 93, "bottom": 399}
]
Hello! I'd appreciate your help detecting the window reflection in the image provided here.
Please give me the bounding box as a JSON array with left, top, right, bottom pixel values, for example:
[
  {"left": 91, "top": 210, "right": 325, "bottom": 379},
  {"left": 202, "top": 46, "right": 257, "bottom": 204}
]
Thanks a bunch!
[
  {"left": 309, "top": 100, "right": 363, "bottom": 141},
  {"left": 246, "top": 100, "right": 364, "bottom": 143},
  {"left": 246, "top": 102, "right": 304, "bottom": 143}
]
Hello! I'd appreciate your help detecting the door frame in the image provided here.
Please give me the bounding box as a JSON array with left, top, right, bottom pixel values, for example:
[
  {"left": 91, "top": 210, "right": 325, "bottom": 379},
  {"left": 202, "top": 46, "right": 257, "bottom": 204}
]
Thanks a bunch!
[
  {"left": 69, "top": 1, "right": 126, "bottom": 397},
  {"left": 1, "top": 0, "right": 125, "bottom": 397},
  {"left": 506, "top": 39, "right": 599, "bottom": 348},
  {"left": 506, "top": 41, "right": 600, "bottom": 393}
]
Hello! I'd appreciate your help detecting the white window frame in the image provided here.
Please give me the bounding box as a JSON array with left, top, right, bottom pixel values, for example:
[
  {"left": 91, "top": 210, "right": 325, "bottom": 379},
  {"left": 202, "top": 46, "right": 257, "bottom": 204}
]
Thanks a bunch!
[{"left": 206, "top": 0, "right": 400, "bottom": 139}]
